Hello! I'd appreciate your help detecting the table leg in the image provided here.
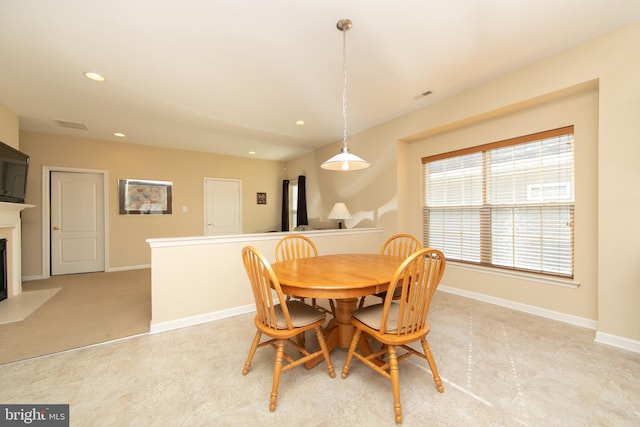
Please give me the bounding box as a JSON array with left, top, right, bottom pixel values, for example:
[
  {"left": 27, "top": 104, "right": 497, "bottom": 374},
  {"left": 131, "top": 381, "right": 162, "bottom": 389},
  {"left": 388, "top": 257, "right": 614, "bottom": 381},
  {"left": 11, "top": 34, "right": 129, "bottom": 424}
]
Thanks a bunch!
[
  {"left": 335, "top": 298, "right": 357, "bottom": 348},
  {"left": 304, "top": 297, "right": 380, "bottom": 369},
  {"left": 303, "top": 298, "right": 354, "bottom": 368}
]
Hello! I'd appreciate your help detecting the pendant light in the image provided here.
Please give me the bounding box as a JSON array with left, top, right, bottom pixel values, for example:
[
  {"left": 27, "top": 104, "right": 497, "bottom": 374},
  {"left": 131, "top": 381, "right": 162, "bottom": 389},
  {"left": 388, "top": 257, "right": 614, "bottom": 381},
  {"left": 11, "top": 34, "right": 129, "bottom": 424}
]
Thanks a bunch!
[{"left": 321, "top": 19, "right": 370, "bottom": 171}]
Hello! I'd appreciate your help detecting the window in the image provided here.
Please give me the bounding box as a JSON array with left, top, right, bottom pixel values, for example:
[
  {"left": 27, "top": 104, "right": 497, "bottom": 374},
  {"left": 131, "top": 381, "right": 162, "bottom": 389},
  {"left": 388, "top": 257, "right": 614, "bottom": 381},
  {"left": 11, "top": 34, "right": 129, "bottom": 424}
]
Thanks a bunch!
[
  {"left": 288, "top": 180, "right": 298, "bottom": 231},
  {"left": 422, "top": 126, "right": 575, "bottom": 278}
]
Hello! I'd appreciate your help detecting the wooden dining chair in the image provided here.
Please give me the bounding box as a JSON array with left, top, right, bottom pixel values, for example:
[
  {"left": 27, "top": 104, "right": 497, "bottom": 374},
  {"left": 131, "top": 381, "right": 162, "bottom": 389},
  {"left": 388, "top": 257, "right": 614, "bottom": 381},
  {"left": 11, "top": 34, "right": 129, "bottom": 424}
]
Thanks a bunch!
[
  {"left": 241, "top": 246, "right": 335, "bottom": 412},
  {"left": 341, "top": 248, "right": 446, "bottom": 425},
  {"left": 358, "top": 233, "right": 422, "bottom": 308},
  {"left": 275, "top": 234, "right": 318, "bottom": 262},
  {"left": 275, "top": 234, "right": 336, "bottom": 318}
]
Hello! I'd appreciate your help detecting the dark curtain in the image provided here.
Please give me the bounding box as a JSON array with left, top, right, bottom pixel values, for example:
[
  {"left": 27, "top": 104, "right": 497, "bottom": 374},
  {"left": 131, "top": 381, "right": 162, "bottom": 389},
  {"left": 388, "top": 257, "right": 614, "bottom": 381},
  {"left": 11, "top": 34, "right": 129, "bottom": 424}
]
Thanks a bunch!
[
  {"left": 296, "top": 175, "right": 308, "bottom": 226},
  {"left": 281, "top": 179, "right": 289, "bottom": 231}
]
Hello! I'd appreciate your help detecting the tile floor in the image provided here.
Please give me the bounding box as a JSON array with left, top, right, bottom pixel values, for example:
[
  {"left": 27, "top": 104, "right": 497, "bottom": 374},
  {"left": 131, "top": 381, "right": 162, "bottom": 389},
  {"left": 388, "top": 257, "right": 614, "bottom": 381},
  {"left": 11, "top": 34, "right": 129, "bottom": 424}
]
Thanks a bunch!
[{"left": 1, "top": 292, "right": 639, "bottom": 426}]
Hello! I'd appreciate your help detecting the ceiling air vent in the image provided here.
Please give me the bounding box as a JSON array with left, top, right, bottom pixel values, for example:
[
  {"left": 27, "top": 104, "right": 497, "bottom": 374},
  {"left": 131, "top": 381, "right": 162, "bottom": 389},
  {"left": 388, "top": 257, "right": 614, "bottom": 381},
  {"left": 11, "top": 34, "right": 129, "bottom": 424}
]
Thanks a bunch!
[{"left": 54, "top": 120, "right": 89, "bottom": 130}]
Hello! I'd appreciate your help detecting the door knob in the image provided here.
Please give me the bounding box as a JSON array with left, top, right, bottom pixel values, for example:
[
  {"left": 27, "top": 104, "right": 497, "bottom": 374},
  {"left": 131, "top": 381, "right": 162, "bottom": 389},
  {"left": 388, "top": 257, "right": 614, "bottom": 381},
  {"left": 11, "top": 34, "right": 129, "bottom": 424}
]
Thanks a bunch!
[{"left": 52, "top": 226, "right": 60, "bottom": 230}]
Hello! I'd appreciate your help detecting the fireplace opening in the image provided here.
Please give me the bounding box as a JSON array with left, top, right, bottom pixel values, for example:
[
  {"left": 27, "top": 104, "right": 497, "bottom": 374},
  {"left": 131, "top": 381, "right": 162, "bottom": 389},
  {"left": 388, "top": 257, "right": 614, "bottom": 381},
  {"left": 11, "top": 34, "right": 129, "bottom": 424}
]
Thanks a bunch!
[{"left": 0, "top": 239, "right": 6, "bottom": 302}]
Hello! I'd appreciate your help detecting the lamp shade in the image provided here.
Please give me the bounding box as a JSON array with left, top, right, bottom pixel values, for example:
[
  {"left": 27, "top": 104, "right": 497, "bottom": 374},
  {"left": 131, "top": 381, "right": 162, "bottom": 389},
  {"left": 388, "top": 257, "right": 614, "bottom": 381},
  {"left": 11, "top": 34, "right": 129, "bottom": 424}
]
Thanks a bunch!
[
  {"left": 328, "top": 202, "right": 352, "bottom": 220},
  {"left": 321, "top": 147, "right": 370, "bottom": 171}
]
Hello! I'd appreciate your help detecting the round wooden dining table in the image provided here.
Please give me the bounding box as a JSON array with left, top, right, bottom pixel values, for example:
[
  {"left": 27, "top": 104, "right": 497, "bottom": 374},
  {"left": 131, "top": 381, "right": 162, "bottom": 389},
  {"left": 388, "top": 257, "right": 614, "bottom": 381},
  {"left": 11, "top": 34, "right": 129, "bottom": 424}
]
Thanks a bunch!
[{"left": 271, "top": 253, "right": 404, "bottom": 352}]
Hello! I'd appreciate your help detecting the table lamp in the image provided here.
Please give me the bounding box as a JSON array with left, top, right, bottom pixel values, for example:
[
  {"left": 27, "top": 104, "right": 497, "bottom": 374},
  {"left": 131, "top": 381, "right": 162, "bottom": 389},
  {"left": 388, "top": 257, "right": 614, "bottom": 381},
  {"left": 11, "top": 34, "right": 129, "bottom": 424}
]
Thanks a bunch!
[{"left": 328, "top": 202, "right": 352, "bottom": 229}]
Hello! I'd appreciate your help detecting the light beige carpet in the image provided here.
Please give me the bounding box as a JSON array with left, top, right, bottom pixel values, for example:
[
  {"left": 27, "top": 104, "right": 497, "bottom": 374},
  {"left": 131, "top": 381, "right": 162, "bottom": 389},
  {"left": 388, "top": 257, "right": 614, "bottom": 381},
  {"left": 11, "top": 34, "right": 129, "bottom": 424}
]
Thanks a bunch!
[{"left": 0, "top": 269, "right": 150, "bottom": 365}]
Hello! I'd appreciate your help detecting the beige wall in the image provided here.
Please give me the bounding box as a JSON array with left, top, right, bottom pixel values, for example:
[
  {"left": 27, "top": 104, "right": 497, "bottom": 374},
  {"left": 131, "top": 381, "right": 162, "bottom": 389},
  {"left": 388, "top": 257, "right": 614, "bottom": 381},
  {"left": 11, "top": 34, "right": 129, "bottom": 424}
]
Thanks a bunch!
[
  {"left": 19, "top": 132, "right": 285, "bottom": 277},
  {"left": 286, "top": 21, "right": 640, "bottom": 344},
  {"left": 598, "top": 52, "right": 640, "bottom": 342},
  {"left": 285, "top": 125, "right": 401, "bottom": 232}
]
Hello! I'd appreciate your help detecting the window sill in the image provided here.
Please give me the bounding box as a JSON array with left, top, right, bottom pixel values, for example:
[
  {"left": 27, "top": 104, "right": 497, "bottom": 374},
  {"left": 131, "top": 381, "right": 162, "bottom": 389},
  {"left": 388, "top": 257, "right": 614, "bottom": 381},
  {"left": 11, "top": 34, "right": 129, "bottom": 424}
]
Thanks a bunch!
[{"left": 448, "top": 261, "right": 580, "bottom": 289}]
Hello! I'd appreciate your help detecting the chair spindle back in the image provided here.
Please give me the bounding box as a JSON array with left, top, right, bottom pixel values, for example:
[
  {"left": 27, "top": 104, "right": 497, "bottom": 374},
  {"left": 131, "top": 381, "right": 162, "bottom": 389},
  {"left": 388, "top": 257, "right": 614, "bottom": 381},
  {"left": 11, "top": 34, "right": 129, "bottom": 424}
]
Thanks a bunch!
[
  {"left": 380, "top": 233, "right": 422, "bottom": 259},
  {"left": 275, "top": 234, "right": 318, "bottom": 262},
  {"left": 242, "top": 246, "right": 293, "bottom": 332},
  {"left": 380, "top": 248, "right": 446, "bottom": 336}
]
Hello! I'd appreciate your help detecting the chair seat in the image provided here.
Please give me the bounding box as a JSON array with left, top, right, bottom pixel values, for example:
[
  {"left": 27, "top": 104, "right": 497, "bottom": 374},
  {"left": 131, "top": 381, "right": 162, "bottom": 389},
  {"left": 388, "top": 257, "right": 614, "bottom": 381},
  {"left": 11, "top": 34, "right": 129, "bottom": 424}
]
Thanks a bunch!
[
  {"left": 353, "top": 302, "right": 427, "bottom": 335},
  {"left": 272, "top": 301, "right": 326, "bottom": 329},
  {"left": 352, "top": 302, "right": 397, "bottom": 332}
]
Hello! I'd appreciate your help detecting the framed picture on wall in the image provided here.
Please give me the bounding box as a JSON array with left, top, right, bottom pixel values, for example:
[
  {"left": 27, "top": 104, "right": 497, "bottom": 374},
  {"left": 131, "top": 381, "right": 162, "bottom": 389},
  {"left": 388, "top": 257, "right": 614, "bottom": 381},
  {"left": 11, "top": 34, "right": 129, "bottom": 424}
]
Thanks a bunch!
[
  {"left": 118, "top": 179, "right": 173, "bottom": 215},
  {"left": 257, "top": 192, "right": 267, "bottom": 204}
]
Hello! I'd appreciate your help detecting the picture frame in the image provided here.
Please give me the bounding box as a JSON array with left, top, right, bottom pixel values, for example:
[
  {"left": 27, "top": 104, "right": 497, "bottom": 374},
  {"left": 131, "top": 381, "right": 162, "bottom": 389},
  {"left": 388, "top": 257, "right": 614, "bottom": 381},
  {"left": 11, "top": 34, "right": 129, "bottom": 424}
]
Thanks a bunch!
[
  {"left": 118, "top": 179, "right": 173, "bottom": 215},
  {"left": 257, "top": 192, "right": 267, "bottom": 204}
]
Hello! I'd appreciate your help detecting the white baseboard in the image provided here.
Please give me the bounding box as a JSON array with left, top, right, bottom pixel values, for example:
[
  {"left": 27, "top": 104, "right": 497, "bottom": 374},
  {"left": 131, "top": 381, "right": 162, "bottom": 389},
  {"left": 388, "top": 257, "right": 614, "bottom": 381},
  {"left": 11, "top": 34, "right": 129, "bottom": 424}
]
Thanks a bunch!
[
  {"left": 149, "top": 304, "right": 255, "bottom": 334},
  {"left": 438, "top": 285, "right": 598, "bottom": 330},
  {"left": 22, "top": 275, "right": 46, "bottom": 282},
  {"left": 594, "top": 331, "right": 640, "bottom": 353},
  {"left": 22, "top": 265, "right": 150, "bottom": 281},
  {"left": 107, "top": 264, "right": 150, "bottom": 272}
]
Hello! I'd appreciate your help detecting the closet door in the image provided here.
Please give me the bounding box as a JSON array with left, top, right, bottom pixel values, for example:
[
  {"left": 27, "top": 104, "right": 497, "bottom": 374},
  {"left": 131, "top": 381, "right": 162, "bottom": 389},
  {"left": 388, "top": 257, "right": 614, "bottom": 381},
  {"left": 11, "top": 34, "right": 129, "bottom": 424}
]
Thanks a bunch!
[
  {"left": 204, "top": 178, "right": 242, "bottom": 235},
  {"left": 51, "top": 171, "right": 105, "bottom": 275}
]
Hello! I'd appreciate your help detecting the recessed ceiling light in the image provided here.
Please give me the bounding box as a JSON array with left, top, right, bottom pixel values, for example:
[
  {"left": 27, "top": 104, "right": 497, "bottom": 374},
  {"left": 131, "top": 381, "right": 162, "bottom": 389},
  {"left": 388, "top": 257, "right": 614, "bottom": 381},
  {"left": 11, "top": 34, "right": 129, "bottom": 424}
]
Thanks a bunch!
[
  {"left": 114, "top": 132, "right": 126, "bottom": 137},
  {"left": 249, "top": 151, "right": 256, "bottom": 155},
  {"left": 295, "top": 120, "right": 306, "bottom": 126},
  {"left": 84, "top": 72, "right": 106, "bottom": 82}
]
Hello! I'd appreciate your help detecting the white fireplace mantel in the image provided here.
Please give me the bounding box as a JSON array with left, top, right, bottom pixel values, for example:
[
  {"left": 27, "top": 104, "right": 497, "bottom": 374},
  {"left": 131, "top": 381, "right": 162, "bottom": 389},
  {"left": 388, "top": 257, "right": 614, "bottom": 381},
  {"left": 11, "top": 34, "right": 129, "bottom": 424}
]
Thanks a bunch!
[
  {"left": 0, "top": 202, "right": 34, "bottom": 227},
  {"left": 0, "top": 202, "right": 35, "bottom": 297}
]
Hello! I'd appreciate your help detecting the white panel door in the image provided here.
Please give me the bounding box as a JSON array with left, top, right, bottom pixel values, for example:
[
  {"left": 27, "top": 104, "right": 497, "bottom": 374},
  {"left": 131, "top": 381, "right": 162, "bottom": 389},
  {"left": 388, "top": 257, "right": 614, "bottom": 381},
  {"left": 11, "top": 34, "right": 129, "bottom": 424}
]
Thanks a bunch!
[
  {"left": 205, "top": 178, "right": 242, "bottom": 235},
  {"left": 51, "top": 171, "right": 105, "bottom": 275}
]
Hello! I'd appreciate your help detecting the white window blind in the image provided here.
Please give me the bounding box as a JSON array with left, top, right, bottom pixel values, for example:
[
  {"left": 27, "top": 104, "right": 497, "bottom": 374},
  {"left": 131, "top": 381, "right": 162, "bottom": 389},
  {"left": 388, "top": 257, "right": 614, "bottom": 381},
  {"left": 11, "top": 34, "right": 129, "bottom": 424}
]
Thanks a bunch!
[{"left": 423, "top": 126, "right": 575, "bottom": 278}]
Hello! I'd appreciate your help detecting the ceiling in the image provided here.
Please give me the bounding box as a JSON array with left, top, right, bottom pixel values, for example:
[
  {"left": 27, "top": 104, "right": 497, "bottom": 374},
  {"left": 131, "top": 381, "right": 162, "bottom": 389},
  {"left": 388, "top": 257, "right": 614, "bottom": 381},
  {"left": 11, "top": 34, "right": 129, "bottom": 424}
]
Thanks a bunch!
[{"left": 1, "top": 1, "right": 640, "bottom": 162}]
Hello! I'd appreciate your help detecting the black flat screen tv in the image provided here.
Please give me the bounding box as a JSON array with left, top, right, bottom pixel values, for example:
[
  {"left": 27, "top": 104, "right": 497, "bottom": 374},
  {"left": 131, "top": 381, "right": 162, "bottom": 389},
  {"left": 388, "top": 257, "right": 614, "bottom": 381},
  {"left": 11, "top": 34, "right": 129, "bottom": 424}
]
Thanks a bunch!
[{"left": 0, "top": 141, "right": 29, "bottom": 204}]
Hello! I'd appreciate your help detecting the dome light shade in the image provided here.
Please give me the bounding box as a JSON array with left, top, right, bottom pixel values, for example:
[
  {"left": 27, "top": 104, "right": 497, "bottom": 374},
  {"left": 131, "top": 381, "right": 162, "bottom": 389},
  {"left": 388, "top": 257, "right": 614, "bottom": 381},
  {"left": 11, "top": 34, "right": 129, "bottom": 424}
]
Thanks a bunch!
[{"left": 321, "top": 147, "right": 370, "bottom": 171}]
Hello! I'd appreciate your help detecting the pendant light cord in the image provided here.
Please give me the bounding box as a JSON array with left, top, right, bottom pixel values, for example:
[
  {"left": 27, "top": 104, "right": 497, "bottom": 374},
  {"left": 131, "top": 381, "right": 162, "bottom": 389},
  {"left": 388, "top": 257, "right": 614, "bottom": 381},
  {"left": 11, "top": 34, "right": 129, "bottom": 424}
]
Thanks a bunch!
[
  {"left": 342, "top": 26, "right": 348, "bottom": 149},
  {"left": 320, "top": 19, "right": 369, "bottom": 171}
]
